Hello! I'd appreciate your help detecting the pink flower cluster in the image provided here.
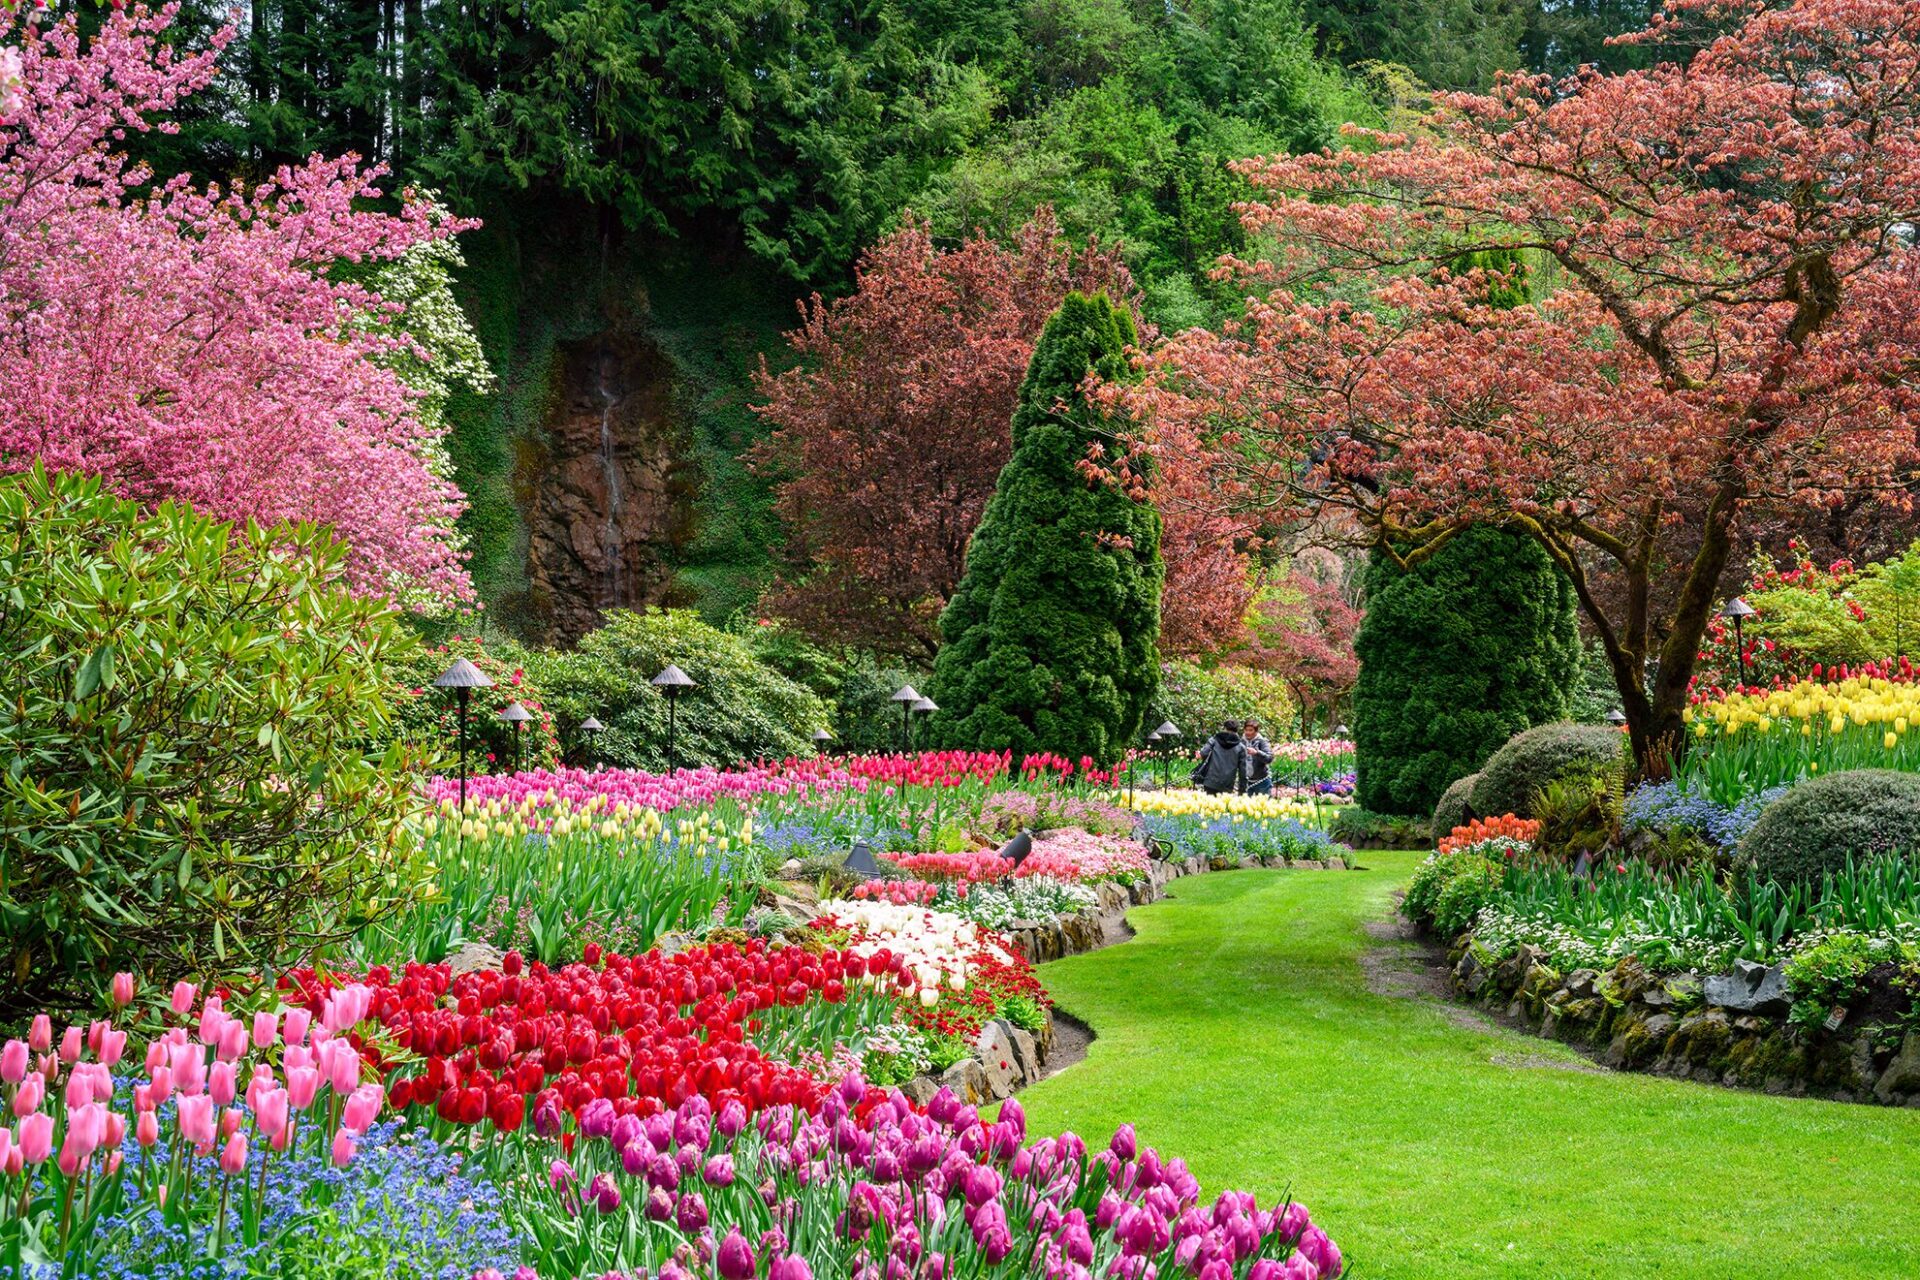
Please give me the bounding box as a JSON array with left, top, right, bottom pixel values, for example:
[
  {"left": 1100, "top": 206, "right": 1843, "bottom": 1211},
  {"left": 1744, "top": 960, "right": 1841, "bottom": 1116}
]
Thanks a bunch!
[
  {"left": 1021, "top": 829, "right": 1152, "bottom": 882},
  {"left": 428, "top": 751, "right": 1020, "bottom": 815},
  {"left": 850, "top": 880, "right": 944, "bottom": 905},
  {"left": 887, "top": 851, "right": 1016, "bottom": 884}
]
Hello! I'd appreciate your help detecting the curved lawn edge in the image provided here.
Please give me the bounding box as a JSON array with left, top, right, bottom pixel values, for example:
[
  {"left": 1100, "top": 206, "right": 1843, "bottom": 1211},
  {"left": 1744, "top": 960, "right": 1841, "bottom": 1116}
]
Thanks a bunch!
[{"left": 1011, "top": 853, "right": 1920, "bottom": 1280}]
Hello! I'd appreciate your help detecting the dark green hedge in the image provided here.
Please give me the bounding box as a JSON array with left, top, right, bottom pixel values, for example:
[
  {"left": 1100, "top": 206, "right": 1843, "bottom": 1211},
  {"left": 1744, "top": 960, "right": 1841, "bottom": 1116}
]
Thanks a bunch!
[
  {"left": 1739, "top": 769, "right": 1920, "bottom": 886},
  {"left": 1353, "top": 527, "right": 1580, "bottom": 815}
]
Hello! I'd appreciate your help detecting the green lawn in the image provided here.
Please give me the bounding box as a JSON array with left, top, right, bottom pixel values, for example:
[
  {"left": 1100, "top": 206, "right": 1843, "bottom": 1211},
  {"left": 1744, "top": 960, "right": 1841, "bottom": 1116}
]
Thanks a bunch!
[{"left": 1016, "top": 852, "right": 1920, "bottom": 1280}]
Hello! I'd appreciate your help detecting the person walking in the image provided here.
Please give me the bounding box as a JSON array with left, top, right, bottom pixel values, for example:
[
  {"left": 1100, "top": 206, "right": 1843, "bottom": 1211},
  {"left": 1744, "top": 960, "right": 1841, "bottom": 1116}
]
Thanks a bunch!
[
  {"left": 1191, "top": 720, "right": 1248, "bottom": 795},
  {"left": 1242, "top": 719, "right": 1275, "bottom": 796}
]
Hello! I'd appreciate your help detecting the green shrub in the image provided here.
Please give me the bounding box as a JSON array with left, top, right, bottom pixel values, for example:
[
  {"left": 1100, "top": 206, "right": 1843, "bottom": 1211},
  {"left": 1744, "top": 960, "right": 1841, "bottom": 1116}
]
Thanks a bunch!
[
  {"left": 523, "top": 608, "right": 830, "bottom": 770},
  {"left": 1469, "top": 722, "right": 1623, "bottom": 820},
  {"left": 1328, "top": 807, "right": 1429, "bottom": 849},
  {"left": 931, "top": 293, "right": 1162, "bottom": 763},
  {"left": 0, "top": 467, "right": 427, "bottom": 1016},
  {"left": 1782, "top": 931, "right": 1882, "bottom": 1028},
  {"left": 385, "top": 632, "right": 564, "bottom": 772},
  {"left": 1353, "top": 527, "right": 1580, "bottom": 815},
  {"left": 1738, "top": 769, "right": 1920, "bottom": 886},
  {"left": 1152, "top": 659, "right": 1296, "bottom": 744},
  {"left": 1432, "top": 772, "right": 1480, "bottom": 839},
  {"left": 1403, "top": 850, "right": 1504, "bottom": 936}
]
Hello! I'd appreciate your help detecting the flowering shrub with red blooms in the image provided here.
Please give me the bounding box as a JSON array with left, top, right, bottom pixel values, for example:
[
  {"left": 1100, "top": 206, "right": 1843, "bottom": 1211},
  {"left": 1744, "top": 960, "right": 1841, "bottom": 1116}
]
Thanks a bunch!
[
  {"left": 280, "top": 940, "right": 915, "bottom": 1132},
  {"left": 1436, "top": 815, "right": 1541, "bottom": 859},
  {"left": 887, "top": 851, "right": 1015, "bottom": 884}
]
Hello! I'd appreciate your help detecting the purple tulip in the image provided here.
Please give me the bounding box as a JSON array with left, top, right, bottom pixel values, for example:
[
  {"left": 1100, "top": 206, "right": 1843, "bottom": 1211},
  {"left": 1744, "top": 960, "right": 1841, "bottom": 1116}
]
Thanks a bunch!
[
  {"left": 717, "top": 1099, "right": 748, "bottom": 1139},
  {"left": 675, "top": 1191, "right": 708, "bottom": 1233},
  {"left": 645, "top": 1187, "right": 674, "bottom": 1222},
  {"left": 548, "top": 1159, "right": 575, "bottom": 1190},
  {"left": 578, "top": 1098, "right": 615, "bottom": 1139},
  {"left": 611, "top": 1113, "right": 643, "bottom": 1150},
  {"left": 767, "top": 1256, "right": 812, "bottom": 1280},
  {"left": 999, "top": 1097, "right": 1026, "bottom": 1142},
  {"left": 1110, "top": 1123, "right": 1137, "bottom": 1162},
  {"left": 717, "top": 1229, "right": 756, "bottom": 1280},
  {"left": 926, "top": 1089, "right": 959, "bottom": 1125},
  {"left": 588, "top": 1172, "right": 621, "bottom": 1214},
  {"left": 1060, "top": 1212, "right": 1094, "bottom": 1266},
  {"left": 837, "top": 1071, "right": 867, "bottom": 1105},
  {"left": 622, "top": 1141, "right": 653, "bottom": 1177},
  {"left": 704, "top": 1154, "right": 736, "bottom": 1187}
]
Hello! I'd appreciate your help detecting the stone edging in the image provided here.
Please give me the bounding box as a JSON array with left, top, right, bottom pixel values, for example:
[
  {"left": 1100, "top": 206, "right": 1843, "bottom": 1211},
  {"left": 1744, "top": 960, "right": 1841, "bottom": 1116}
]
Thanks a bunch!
[
  {"left": 1448, "top": 941, "right": 1920, "bottom": 1107},
  {"left": 912, "top": 852, "right": 1358, "bottom": 1106}
]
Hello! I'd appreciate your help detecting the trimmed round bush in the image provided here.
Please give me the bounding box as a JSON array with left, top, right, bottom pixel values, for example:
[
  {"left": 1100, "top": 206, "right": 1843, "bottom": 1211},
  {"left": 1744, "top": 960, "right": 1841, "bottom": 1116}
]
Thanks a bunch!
[
  {"left": 1738, "top": 769, "right": 1920, "bottom": 885},
  {"left": 1432, "top": 772, "right": 1480, "bottom": 838},
  {"left": 1469, "top": 722, "right": 1622, "bottom": 819}
]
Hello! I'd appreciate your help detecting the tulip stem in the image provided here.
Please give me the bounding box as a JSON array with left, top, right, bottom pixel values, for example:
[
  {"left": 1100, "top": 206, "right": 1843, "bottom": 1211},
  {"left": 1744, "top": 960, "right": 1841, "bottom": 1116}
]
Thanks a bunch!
[{"left": 215, "top": 1171, "right": 231, "bottom": 1256}]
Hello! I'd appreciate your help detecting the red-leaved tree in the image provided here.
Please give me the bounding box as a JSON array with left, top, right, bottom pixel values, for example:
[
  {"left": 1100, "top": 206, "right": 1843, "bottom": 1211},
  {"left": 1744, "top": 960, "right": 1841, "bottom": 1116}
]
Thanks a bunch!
[
  {"left": 1243, "top": 555, "right": 1362, "bottom": 734},
  {"left": 0, "top": 7, "right": 470, "bottom": 603},
  {"left": 751, "top": 211, "right": 1142, "bottom": 658},
  {"left": 1119, "top": 0, "right": 1920, "bottom": 767}
]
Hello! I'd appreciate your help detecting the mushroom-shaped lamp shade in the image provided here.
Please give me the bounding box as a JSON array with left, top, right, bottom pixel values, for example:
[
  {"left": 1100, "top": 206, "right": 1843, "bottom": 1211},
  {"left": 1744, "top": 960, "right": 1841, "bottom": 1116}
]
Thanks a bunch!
[
  {"left": 1154, "top": 721, "right": 1181, "bottom": 739},
  {"left": 433, "top": 658, "right": 495, "bottom": 690},
  {"left": 651, "top": 664, "right": 697, "bottom": 692},
  {"left": 1721, "top": 597, "right": 1756, "bottom": 620},
  {"left": 911, "top": 696, "right": 938, "bottom": 714},
  {"left": 499, "top": 701, "right": 533, "bottom": 723},
  {"left": 580, "top": 716, "right": 605, "bottom": 734},
  {"left": 890, "top": 684, "right": 922, "bottom": 704},
  {"left": 1606, "top": 709, "right": 1629, "bottom": 726},
  {"left": 812, "top": 728, "right": 833, "bottom": 743},
  {"left": 845, "top": 841, "right": 881, "bottom": 877},
  {"left": 1334, "top": 724, "right": 1350, "bottom": 737}
]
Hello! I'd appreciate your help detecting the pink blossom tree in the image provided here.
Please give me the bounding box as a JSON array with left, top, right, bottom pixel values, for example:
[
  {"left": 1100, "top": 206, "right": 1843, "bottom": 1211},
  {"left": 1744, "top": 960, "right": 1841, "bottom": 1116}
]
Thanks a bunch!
[{"left": 0, "top": 6, "right": 471, "bottom": 603}]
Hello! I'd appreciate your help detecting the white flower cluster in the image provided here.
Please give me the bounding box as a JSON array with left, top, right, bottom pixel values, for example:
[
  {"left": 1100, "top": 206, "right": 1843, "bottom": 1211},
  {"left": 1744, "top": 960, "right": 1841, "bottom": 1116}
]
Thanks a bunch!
[
  {"left": 946, "top": 877, "right": 1098, "bottom": 931},
  {"left": 816, "top": 898, "right": 1016, "bottom": 1007}
]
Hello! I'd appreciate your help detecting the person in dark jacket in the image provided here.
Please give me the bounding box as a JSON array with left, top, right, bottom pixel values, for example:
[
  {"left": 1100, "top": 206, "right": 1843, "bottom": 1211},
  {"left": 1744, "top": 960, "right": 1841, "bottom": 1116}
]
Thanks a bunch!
[
  {"left": 1191, "top": 721, "right": 1247, "bottom": 795},
  {"left": 1242, "top": 719, "right": 1275, "bottom": 795}
]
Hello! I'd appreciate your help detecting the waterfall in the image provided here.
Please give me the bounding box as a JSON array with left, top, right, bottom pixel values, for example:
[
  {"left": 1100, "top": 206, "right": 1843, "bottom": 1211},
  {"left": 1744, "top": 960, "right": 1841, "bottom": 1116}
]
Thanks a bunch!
[{"left": 597, "top": 353, "right": 623, "bottom": 608}]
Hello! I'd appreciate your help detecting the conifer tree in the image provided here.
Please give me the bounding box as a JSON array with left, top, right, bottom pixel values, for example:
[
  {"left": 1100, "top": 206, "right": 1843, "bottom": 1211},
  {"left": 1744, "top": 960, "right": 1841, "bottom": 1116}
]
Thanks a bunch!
[{"left": 931, "top": 293, "right": 1162, "bottom": 761}]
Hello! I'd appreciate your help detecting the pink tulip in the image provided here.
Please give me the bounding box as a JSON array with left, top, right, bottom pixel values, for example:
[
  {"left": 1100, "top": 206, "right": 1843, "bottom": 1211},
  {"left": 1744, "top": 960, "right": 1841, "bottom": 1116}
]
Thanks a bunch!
[
  {"left": 245, "top": 1063, "right": 276, "bottom": 1114},
  {"left": 11, "top": 1075, "right": 42, "bottom": 1117},
  {"left": 99, "top": 1029, "right": 127, "bottom": 1068},
  {"left": 282, "top": 1008, "right": 312, "bottom": 1045},
  {"left": 57, "top": 1026, "right": 81, "bottom": 1064},
  {"left": 136, "top": 1110, "right": 160, "bottom": 1148},
  {"left": 56, "top": 1131, "right": 88, "bottom": 1177},
  {"left": 87, "top": 1020, "right": 107, "bottom": 1055},
  {"left": 148, "top": 1066, "right": 174, "bottom": 1106},
  {"left": 321, "top": 1040, "right": 359, "bottom": 1094},
  {"left": 104, "top": 1111, "right": 127, "bottom": 1150},
  {"left": 219, "top": 1132, "right": 248, "bottom": 1175},
  {"left": 0, "top": 1128, "right": 10, "bottom": 1169},
  {"left": 111, "top": 972, "right": 135, "bottom": 1008},
  {"left": 18, "top": 1113, "right": 52, "bottom": 1165},
  {"left": 283, "top": 1044, "right": 311, "bottom": 1072},
  {"left": 255, "top": 1087, "right": 290, "bottom": 1140},
  {"left": 210, "top": 1061, "right": 237, "bottom": 1107},
  {"left": 0, "top": 1040, "right": 26, "bottom": 1084},
  {"left": 144, "top": 1040, "right": 166, "bottom": 1075},
  {"left": 170, "top": 982, "right": 197, "bottom": 1017},
  {"left": 252, "top": 1012, "right": 278, "bottom": 1050},
  {"left": 341, "top": 1084, "right": 382, "bottom": 1134},
  {"left": 173, "top": 1047, "right": 206, "bottom": 1097},
  {"left": 217, "top": 1020, "right": 248, "bottom": 1063},
  {"left": 28, "top": 1015, "right": 50, "bottom": 1052},
  {"left": 330, "top": 1126, "right": 356, "bottom": 1167},
  {"left": 177, "top": 1094, "right": 215, "bottom": 1147},
  {"left": 64, "top": 1071, "right": 92, "bottom": 1110},
  {"left": 36, "top": 1053, "right": 55, "bottom": 1082},
  {"left": 221, "top": 1107, "right": 244, "bottom": 1139},
  {"left": 286, "top": 1067, "right": 321, "bottom": 1111},
  {"left": 198, "top": 1005, "right": 226, "bottom": 1046},
  {"left": 105, "top": 1150, "right": 123, "bottom": 1176}
]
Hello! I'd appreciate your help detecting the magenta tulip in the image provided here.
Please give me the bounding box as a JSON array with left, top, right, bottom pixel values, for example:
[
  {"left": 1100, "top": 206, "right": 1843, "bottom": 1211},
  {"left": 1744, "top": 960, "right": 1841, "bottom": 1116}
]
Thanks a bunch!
[{"left": 717, "top": 1229, "right": 756, "bottom": 1280}]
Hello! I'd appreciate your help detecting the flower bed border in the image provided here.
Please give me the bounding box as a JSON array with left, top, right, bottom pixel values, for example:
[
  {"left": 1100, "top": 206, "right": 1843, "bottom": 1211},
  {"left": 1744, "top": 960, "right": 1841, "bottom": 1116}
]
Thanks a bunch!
[{"left": 1444, "top": 939, "right": 1920, "bottom": 1107}]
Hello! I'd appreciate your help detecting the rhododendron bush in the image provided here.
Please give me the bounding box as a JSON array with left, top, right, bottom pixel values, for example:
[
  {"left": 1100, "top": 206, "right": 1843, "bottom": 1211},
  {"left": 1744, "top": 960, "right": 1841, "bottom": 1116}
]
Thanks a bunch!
[
  {"left": 0, "top": 6, "right": 469, "bottom": 602},
  {"left": 1116, "top": 0, "right": 1920, "bottom": 768}
]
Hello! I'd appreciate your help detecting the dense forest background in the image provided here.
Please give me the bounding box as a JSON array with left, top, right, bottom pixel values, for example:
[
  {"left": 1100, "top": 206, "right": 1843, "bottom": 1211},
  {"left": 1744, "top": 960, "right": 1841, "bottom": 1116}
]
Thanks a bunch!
[{"left": 131, "top": 0, "right": 1651, "bottom": 641}]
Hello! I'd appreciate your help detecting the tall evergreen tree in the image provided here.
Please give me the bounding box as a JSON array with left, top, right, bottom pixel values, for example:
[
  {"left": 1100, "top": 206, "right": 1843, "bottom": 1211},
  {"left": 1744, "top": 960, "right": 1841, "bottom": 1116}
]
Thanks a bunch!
[
  {"left": 930, "top": 293, "right": 1162, "bottom": 762},
  {"left": 1352, "top": 528, "right": 1580, "bottom": 815}
]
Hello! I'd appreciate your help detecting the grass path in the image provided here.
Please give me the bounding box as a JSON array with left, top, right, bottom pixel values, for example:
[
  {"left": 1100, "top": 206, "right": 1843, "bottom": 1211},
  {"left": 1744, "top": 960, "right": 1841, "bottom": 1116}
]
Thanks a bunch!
[{"left": 1014, "top": 852, "right": 1920, "bottom": 1280}]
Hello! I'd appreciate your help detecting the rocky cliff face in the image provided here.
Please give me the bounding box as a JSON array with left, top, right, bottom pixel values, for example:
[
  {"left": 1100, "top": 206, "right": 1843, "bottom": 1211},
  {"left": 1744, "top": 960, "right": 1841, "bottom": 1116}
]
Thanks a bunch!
[{"left": 525, "top": 332, "right": 696, "bottom": 644}]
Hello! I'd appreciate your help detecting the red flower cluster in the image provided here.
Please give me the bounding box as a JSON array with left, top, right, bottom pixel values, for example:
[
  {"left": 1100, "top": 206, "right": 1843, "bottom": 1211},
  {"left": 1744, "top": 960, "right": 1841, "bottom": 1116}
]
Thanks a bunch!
[
  {"left": 906, "top": 945, "right": 1050, "bottom": 1042},
  {"left": 887, "top": 851, "right": 1014, "bottom": 884},
  {"left": 281, "top": 940, "right": 915, "bottom": 1131}
]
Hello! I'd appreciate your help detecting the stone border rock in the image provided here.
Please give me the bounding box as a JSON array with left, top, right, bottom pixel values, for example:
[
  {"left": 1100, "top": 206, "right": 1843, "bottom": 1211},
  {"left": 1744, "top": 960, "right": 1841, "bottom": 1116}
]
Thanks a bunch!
[
  {"left": 905, "top": 852, "right": 1359, "bottom": 1106},
  {"left": 1448, "top": 941, "right": 1920, "bottom": 1107}
]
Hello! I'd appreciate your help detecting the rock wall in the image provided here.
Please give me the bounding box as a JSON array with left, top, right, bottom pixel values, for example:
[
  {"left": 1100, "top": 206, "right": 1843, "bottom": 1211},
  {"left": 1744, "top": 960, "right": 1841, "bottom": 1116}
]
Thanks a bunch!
[
  {"left": 524, "top": 332, "right": 697, "bottom": 644},
  {"left": 1450, "top": 945, "right": 1920, "bottom": 1107}
]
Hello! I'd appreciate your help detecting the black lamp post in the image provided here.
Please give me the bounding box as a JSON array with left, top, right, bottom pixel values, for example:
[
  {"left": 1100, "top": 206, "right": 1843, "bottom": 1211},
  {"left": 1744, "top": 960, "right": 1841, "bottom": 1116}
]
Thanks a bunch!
[
  {"left": 891, "top": 685, "right": 921, "bottom": 754},
  {"left": 1722, "top": 597, "right": 1755, "bottom": 680},
  {"left": 499, "top": 700, "right": 532, "bottom": 770},
  {"left": 812, "top": 727, "right": 833, "bottom": 756},
  {"left": 579, "top": 715, "right": 604, "bottom": 769},
  {"left": 651, "top": 665, "right": 697, "bottom": 773},
  {"left": 433, "top": 658, "right": 495, "bottom": 812},
  {"left": 1154, "top": 721, "right": 1181, "bottom": 787},
  {"left": 1606, "top": 708, "right": 1628, "bottom": 728},
  {"left": 911, "top": 695, "right": 937, "bottom": 753}
]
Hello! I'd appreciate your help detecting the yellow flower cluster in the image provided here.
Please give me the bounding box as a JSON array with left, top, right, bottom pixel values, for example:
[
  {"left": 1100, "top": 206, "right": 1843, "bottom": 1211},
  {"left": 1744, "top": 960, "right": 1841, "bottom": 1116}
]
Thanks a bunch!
[
  {"left": 1116, "top": 789, "right": 1326, "bottom": 823},
  {"left": 420, "top": 794, "right": 753, "bottom": 851},
  {"left": 1687, "top": 675, "right": 1919, "bottom": 746}
]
